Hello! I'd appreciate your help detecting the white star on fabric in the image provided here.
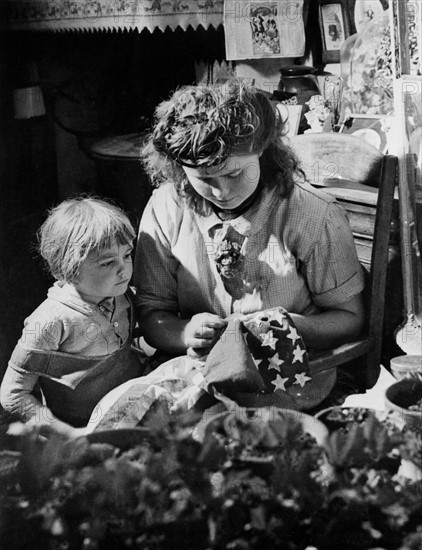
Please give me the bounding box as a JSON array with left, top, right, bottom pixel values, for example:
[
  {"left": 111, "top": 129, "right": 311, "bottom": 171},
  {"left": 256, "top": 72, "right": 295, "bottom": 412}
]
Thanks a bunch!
[
  {"left": 268, "top": 309, "right": 286, "bottom": 326},
  {"left": 293, "top": 372, "right": 312, "bottom": 387},
  {"left": 261, "top": 330, "right": 277, "bottom": 350},
  {"left": 286, "top": 326, "right": 300, "bottom": 343},
  {"left": 272, "top": 374, "right": 289, "bottom": 391},
  {"left": 292, "top": 345, "right": 306, "bottom": 363},
  {"left": 268, "top": 353, "right": 284, "bottom": 371}
]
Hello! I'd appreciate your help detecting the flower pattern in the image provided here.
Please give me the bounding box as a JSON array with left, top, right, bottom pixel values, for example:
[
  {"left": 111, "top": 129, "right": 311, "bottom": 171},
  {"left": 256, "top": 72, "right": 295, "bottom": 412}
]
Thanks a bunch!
[
  {"left": 5, "top": 0, "right": 224, "bottom": 31},
  {"left": 214, "top": 239, "right": 244, "bottom": 280}
]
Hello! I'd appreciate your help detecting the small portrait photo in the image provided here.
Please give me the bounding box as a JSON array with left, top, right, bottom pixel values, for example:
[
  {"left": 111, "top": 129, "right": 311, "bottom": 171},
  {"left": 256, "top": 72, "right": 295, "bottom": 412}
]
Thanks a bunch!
[{"left": 320, "top": 3, "right": 345, "bottom": 51}]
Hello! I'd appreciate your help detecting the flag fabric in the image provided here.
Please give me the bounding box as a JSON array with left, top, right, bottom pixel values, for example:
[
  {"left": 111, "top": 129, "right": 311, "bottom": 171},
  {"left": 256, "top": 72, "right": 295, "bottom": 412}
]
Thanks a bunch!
[
  {"left": 87, "top": 307, "right": 337, "bottom": 431},
  {"left": 243, "top": 308, "right": 310, "bottom": 393},
  {"left": 203, "top": 307, "right": 336, "bottom": 410}
]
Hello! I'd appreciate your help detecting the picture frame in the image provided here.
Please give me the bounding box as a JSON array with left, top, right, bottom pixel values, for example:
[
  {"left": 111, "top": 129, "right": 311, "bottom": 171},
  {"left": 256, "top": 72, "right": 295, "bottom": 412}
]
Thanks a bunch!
[
  {"left": 339, "top": 114, "right": 392, "bottom": 154},
  {"left": 389, "top": 0, "right": 421, "bottom": 78},
  {"left": 318, "top": 0, "right": 351, "bottom": 63},
  {"left": 276, "top": 104, "right": 302, "bottom": 137}
]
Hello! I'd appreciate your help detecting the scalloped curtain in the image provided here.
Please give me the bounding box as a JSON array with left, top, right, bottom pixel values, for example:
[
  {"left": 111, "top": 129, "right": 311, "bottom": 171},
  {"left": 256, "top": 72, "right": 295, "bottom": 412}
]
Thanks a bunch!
[{"left": 5, "top": 0, "right": 224, "bottom": 32}]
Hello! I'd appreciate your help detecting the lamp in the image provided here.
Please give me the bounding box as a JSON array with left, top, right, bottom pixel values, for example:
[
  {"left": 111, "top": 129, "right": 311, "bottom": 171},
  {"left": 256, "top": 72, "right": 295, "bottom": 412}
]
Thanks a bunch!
[
  {"left": 13, "top": 85, "right": 46, "bottom": 119},
  {"left": 13, "top": 61, "right": 46, "bottom": 119}
]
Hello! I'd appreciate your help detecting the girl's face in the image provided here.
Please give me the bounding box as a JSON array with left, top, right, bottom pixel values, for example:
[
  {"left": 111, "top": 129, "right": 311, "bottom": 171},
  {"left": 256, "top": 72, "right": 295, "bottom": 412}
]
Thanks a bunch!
[
  {"left": 72, "top": 241, "right": 133, "bottom": 304},
  {"left": 182, "top": 153, "right": 261, "bottom": 210}
]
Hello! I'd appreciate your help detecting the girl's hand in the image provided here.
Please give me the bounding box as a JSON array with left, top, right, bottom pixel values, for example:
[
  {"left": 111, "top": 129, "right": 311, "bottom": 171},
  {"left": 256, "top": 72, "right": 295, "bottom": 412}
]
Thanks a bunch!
[
  {"left": 182, "top": 313, "right": 227, "bottom": 356},
  {"left": 227, "top": 311, "right": 257, "bottom": 323}
]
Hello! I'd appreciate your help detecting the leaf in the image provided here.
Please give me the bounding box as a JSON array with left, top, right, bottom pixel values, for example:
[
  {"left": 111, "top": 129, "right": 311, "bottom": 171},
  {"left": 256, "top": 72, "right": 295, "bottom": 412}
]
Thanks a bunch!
[{"left": 327, "top": 427, "right": 367, "bottom": 468}]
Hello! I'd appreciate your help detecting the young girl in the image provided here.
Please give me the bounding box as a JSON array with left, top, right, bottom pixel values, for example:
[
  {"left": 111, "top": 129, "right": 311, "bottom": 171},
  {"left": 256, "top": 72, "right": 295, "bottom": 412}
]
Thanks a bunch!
[
  {"left": 1, "top": 197, "right": 145, "bottom": 437},
  {"left": 133, "top": 81, "right": 365, "bottom": 410},
  {"left": 135, "top": 81, "right": 365, "bottom": 358}
]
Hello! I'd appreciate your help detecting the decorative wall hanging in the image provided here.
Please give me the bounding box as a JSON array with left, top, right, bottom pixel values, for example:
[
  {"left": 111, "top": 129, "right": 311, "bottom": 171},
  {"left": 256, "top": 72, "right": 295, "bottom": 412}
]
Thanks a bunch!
[
  {"left": 340, "top": 9, "right": 393, "bottom": 117},
  {"left": 223, "top": 0, "right": 305, "bottom": 60},
  {"left": 389, "top": 0, "right": 421, "bottom": 78},
  {"left": 5, "top": 0, "right": 224, "bottom": 32}
]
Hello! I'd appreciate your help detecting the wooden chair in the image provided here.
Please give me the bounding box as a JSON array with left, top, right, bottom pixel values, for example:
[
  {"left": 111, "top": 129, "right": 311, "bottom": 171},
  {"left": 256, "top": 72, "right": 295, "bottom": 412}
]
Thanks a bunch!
[{"left": 288, "top": 133, "right": 400, "bottom": 389}]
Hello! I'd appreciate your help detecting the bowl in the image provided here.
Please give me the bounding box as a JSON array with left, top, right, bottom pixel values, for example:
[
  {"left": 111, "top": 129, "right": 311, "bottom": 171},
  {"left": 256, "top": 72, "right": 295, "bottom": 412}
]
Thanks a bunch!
[
  {"left": 196, "top": 406, "right": 334, "bottom": 480},
  {"left": 384, "top": 379, "right": 422, "bottom": 432},
  {"left": 197, "top": 406, "right": 330, "bottom": 448},
  {"left": 390, "top": 355, "right": 422, "bottom": 382},
  {"left": 85, "top": 427, "right": 154, "bottom": 450},
  {"left": 315, "top": 405, "right": 405, "bottom": 432}
]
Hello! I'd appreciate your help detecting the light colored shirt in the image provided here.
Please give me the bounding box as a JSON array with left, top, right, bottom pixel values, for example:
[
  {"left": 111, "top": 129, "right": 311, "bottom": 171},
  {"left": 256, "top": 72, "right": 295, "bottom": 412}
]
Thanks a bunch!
[
  {"left": 134, "top": 181, "right": 365, "bottom": 319},
  {"left": 12, "top": 282, "right": 131, "bottom": 356},
  {"left": 0, "top": 282, "right": 134, "bottom": 424}
]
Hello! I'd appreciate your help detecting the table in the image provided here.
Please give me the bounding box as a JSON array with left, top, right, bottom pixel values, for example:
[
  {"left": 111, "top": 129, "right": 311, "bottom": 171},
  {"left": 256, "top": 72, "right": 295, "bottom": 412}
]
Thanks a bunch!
[
  {"left": 342, "top": 364, "right": 397, "bottom": 410},
  {"left": 88, "top": 132, "right": 152, "bottom": 228}
]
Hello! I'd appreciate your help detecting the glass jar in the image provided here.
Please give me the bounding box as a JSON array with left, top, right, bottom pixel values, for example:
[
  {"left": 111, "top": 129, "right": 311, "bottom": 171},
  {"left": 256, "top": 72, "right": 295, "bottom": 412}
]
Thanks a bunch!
[{"left": 278, "top": 65, "right": 320, "bottom": 106}]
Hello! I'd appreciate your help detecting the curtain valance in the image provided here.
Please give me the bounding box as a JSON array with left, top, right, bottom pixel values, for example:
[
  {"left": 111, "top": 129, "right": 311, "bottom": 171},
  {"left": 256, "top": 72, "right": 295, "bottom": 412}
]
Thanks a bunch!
[{"left": 5, "top": 0, "right": 224, "bottom": 32}]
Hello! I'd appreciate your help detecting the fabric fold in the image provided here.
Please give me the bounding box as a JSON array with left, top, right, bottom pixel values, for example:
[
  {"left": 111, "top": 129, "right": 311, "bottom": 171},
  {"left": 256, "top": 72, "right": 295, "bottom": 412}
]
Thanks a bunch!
[{"left": 202, "top": 317, "right": 265, "bottom": 396}]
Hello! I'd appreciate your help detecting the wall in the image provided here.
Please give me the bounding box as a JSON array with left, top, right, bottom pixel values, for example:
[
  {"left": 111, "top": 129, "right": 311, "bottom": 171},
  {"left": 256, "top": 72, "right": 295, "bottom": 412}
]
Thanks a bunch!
[{"left": 0, "top": 25, "right": 228, "bottom": 378}]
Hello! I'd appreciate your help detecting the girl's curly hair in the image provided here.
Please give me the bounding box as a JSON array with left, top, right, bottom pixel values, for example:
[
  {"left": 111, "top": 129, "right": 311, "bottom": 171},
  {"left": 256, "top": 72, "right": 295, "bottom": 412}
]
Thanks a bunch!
[{"left": 141, "top": 80, "right": 303, "bottom": 211}]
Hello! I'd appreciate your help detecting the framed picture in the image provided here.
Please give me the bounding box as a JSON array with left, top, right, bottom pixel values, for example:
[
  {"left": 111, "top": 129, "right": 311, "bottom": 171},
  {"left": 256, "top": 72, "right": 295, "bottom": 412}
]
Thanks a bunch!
[
  {"left": 339, "top": 115, "right": 392, "bottom": 153},
  {"left": 276, "top": 104, "right": 302, "bottom": 137},
  {"left": 390, "top": 0, "right": 421, "bottom": 77},
  {"left": 318, "top": 0, "right": 351, "bottom": 63}
]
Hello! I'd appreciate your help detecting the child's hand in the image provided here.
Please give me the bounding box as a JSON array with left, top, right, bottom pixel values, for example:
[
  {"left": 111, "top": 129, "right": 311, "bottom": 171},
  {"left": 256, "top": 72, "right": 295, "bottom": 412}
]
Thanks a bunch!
[{"left": 182, "top": 313, "right": 227, "bottom": 356}]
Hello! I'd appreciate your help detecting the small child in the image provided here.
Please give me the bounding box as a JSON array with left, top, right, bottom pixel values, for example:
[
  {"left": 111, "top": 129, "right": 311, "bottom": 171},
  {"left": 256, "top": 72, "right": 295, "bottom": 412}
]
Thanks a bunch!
[{"left": 1, "top": 197, "right": 145, "bottom": 438}]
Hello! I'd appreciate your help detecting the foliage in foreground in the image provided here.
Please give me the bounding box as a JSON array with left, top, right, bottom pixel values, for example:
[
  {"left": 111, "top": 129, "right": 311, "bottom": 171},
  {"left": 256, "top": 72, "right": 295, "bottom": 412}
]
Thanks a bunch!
[{"left": 0, "top": 408, "right": 421, "bottom": 550}]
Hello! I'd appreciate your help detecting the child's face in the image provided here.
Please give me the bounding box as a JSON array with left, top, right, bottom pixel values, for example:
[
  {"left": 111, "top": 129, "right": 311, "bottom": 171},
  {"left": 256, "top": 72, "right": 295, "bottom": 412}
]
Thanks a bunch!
[{"left": 73, "top": 241, "right": 133, "bottom": 303}]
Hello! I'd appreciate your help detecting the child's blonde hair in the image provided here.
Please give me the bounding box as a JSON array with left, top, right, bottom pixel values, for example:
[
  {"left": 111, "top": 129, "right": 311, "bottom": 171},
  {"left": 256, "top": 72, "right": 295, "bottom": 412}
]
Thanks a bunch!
[{"left": 38, "top": 196, "right": 136, "bottom": 282}]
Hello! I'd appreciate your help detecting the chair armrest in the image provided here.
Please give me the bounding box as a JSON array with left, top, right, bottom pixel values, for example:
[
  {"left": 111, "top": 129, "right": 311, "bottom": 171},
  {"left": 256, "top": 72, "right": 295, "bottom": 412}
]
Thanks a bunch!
[{"left": 309, "top": 338, "right": 374, "bottom": 374}]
